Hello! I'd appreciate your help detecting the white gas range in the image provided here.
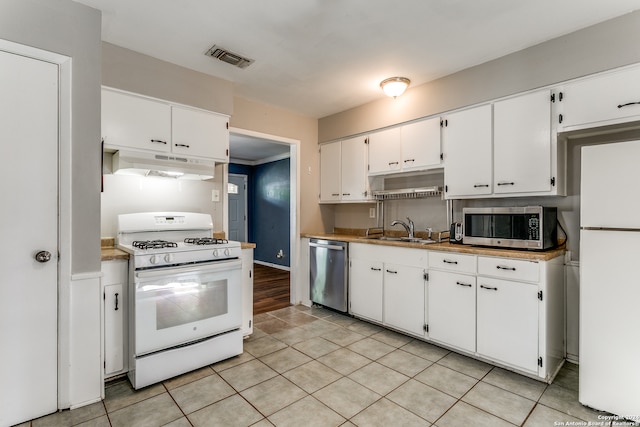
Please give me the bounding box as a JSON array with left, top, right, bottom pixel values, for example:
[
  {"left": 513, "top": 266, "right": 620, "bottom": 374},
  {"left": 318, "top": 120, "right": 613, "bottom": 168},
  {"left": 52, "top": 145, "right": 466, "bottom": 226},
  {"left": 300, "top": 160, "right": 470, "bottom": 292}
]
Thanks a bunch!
[{"left": 117, "top": 212, "right": 243, "bottom": 389}]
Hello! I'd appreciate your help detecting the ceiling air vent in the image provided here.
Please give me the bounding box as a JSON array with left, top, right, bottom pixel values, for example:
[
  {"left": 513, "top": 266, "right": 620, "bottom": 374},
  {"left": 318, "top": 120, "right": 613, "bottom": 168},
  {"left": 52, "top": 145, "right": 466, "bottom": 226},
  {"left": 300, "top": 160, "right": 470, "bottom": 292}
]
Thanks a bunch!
[{"left": 205, "top": 45, "right": 254, "bottom": 69}]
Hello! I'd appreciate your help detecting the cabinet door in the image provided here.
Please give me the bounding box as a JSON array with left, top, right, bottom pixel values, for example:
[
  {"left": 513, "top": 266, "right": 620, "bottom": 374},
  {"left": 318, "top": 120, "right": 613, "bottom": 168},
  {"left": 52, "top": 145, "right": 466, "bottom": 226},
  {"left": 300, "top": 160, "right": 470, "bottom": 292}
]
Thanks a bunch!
[
  {"left": 102, "top": 89, "right": 171, "bottom": 152},
  {"left": 341, "top": 136, "right": 369, "bottom": 201},
  {"left": 428, "top": 270, "right": 476, "bottom": 352},
  {"left": 383, "top": 263, "right": 425, "bottom": 337},
  {"left": 102, "top": 260, "right": 128, "bottom": 378},
  {"left": 349, "top": 258, "right": 383, "bottom": 323},
  {"left": 104, "top": 283, "right": 124, "bottom": 376},
  {"left": 319, "top": 142, "right": 341, "bottom": 202},
  {"left": 368, "top": 127, "right": 402, "bottom": 175},
  {"left": 443, "top": 105, "right": 492, "bottom": 198},
  {"left": 401, "top": 117, "right": 441, "bottom": 171},
  {"left": 494, "top": 90, "right": 552, "bottom": 194},
  {"left": 477, "top": 277, "right": 539, "bottom": 372},
  {"left": 561, "top": 66, "right": 640, "bottom": 130},
  {"left": 172, "top": 106, "right": 229, "bottom": 161}
]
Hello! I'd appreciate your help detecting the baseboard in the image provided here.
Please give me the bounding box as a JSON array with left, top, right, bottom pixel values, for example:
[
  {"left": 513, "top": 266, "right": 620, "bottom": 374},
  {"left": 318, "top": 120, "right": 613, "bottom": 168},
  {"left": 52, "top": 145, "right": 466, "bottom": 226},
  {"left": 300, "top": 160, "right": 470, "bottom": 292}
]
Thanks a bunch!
[{"left": 255, "top": 260, "right": 291, "bottom": 271}]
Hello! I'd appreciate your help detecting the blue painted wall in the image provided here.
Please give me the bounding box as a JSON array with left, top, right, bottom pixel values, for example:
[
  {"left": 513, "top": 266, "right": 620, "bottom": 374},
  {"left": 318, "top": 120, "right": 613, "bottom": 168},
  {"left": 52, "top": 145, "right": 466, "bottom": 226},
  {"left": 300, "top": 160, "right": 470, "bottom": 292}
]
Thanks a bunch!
[{"left": 229, "top": 160, "right": 290, "bottom": 267}]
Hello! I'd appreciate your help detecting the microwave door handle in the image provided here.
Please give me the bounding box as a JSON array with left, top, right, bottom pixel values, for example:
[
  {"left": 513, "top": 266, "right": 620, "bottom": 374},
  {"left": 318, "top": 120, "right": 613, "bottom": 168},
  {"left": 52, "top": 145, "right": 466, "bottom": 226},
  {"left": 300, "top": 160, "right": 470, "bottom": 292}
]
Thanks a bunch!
[{"left": 136, "top": 259, "right": 242, "bottom": 279}]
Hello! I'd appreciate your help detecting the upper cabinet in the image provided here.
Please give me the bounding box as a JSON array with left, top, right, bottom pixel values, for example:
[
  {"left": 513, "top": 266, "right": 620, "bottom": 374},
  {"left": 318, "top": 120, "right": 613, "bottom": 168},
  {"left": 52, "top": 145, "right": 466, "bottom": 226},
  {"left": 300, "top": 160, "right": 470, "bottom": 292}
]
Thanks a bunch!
[
  {"left": 401, "top": 118, "right": 442, "bottom": 172},
  {"left": 442, "top": 104, "right": 493, "bottom": 198},
  {"left": 102, "top": 88, "right": 229, "bottom": 163},
  {"left": 443, "top": 89, "right": 563, "bottom": 199},
  {"left": 368, "top": 117, "right": 442, "bottom": 176},
  {"left": 319, "top": 136, "right": 371, "bottom": 203},
  {"left": 558, "top": 65, "right": 640, "bottom": 131},
  {"left": 367, "top": 127, "right": 402, "bottom": 174},
  {"left": 171, "top": 105, "right": 229, "bottom": 161},
  {"left": 493, "top": 89, "right": 554, "bottom": 195},
  {"left": 102, "top": 89, "right": 171, "bottom": 152}
]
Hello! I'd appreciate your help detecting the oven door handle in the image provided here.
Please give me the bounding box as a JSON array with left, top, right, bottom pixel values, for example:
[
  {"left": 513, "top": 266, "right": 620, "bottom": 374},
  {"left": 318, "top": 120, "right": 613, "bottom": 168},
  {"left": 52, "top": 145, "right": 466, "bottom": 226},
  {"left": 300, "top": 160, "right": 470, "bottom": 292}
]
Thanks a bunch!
[{"left": 135, "top": 259, "right": 242, "bottom": 279}]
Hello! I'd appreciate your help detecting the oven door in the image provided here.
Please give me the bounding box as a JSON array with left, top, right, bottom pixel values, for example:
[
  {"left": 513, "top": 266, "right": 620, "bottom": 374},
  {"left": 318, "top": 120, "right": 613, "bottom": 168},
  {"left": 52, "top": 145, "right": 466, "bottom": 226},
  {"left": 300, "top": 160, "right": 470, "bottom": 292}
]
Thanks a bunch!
[{"left": 133, "top": 259, "right": 242, "bottom": 356}]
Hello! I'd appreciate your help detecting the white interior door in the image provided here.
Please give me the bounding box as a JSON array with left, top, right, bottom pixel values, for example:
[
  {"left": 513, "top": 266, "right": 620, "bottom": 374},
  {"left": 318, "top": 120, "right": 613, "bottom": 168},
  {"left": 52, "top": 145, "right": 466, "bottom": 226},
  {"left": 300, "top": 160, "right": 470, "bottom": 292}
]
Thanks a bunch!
[
  {"left": 0, "top": 50, "right": 59, "bottom": 426},
  {"left": 228, "top": 174, "right": 247, "bottom": 242}
]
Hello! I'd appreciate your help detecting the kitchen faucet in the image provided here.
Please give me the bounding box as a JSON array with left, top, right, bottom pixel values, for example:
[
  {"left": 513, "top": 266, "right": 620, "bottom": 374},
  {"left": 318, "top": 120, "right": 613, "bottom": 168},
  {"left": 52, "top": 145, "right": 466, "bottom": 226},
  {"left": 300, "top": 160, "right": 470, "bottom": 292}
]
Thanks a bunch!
[{"left": 391, "top": 217, "right": 415, "bottom": 238}]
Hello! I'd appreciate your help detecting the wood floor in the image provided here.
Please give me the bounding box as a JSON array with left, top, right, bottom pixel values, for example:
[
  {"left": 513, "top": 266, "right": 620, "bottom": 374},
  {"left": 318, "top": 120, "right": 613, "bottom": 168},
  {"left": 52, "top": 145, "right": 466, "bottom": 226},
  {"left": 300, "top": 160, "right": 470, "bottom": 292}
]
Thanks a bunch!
[{"left": 253, "top": 263, "right": 291, "bottom": 315}]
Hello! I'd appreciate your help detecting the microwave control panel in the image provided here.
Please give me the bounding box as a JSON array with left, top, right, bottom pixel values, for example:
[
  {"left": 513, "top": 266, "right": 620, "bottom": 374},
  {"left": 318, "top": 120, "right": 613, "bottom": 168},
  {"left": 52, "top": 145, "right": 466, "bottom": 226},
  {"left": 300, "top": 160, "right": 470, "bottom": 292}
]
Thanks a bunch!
[{"left": 528, "top": 215, "right": 540, "bottom": 240}]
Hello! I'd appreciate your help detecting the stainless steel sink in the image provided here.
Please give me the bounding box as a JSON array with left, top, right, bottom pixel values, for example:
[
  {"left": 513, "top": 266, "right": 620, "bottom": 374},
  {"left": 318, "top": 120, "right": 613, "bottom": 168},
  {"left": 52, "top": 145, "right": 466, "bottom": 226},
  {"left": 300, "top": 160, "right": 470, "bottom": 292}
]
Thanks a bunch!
[
  {"left": 401, "top": 237, "right": 437, "bottom": 244},
  {"left": 368, "top": 236, "right": 436, "bottom": 244},
  {"left": 372, "top": 236, "right": 403, "bottom": 241}
]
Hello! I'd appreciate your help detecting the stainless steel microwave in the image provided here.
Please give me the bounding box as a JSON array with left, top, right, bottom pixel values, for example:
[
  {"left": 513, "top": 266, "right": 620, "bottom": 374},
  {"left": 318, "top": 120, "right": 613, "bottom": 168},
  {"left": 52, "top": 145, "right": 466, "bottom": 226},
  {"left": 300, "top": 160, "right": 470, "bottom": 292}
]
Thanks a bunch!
[{"left": 462, "top": 206, "right": 557, "bottom": 250}]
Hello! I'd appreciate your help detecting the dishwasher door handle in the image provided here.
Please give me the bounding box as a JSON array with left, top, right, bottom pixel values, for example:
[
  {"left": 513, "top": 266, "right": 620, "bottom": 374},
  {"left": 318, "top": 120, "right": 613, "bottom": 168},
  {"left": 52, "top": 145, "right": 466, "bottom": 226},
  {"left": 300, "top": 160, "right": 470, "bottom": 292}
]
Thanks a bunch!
[{"left": 309, "top": 242, "right": 345, "bottom": 251}]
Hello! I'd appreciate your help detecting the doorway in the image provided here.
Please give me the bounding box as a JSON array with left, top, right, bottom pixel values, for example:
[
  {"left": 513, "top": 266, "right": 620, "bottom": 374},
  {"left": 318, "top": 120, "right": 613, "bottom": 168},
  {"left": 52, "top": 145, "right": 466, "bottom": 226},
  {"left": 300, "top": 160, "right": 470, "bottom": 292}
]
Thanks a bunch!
[
  {"left": 227, "top": 128, "right": 300, "bottom": 310},
  {"left": 228, "top": 173, "right": 248, "bottom": 242}
]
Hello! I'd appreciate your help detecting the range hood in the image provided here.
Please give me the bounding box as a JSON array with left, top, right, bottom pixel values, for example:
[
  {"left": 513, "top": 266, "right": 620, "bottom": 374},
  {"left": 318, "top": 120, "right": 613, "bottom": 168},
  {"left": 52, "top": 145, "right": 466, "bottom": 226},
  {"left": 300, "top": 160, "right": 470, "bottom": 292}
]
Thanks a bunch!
[{"left": 112, "top": 150, "right": 215, "bottom": 180}]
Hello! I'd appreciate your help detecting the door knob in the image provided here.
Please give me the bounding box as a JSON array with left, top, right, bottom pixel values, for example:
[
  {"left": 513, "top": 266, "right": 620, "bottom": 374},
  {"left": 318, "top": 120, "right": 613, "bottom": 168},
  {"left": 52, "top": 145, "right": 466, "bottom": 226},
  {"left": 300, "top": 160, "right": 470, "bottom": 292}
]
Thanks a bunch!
[{"left": 35, "top": 250, "right": 52, "bottom": 263}]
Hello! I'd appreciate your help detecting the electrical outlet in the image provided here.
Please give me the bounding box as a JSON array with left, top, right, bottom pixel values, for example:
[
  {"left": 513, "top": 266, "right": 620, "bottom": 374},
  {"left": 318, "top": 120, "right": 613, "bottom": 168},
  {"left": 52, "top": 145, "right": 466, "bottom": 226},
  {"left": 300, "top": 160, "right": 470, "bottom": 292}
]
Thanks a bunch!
[
  {"left": 369, "top": 207, "right": 376, "bottom": 218},
  {"left": 211, "top": 189, "right": 220, "bottom": 202}
]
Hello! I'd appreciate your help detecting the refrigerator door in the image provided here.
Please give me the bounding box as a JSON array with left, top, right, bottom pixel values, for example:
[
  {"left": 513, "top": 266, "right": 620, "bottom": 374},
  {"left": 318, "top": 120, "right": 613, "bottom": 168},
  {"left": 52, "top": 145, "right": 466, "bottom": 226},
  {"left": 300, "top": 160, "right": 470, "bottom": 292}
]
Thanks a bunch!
[
  {"left": 579, "top": 229, "right": 640, "bottom": 415},
  {"left": 581, "top": 140, "right": 640, "bottom": 229}
]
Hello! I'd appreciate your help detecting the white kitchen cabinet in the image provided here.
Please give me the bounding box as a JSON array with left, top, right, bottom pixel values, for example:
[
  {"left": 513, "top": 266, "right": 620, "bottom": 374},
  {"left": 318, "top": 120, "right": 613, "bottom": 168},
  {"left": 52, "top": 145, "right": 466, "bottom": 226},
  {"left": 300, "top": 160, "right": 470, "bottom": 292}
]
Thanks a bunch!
[
  {"left": 102, "top": 88, "right": 229, "bottom": 162},
  {"left": 383, "top": 262, "right": 426, "bottom": 337},
  {"left": 400, "top": 118, "right": 442, "bottom": 172},
  {"left": 349, "top": 257, "right": 383, "bottom": 323},
  {"left": 367, "top": 118, "right": 442, "bottom": 176},
  {"left": 319, "top": 136, "right": 370, "bottom": 203},
  {"left": 171, "top": 105, "right": 229, "bottom": 162},
  {"left": 559, "top": 65, "right": 640, "bottom": 131},
  {"left": 102, "top": 259, "right": 129, "bottom": 379},
  {"left": 367, "top": 127, "right": 402, "bottom": 175},
  {"left": 319, "top": 141, "right": 341, "bottom": 202},
  {"left": 348, "top": 243, "right": 427, "bottom": 337},
  {"left": 427, "top": 270, "right": 476, "bottom": 353},
  {"left": 493, "top": 90, "right": 554, "bottom": 195},
  {"left": 102, "top": 88, "right": 171, "bottom": 152},
  {"left": 241, "top": 248, "right": 254, "bottom": 337},
  {"left": 475, "top": 254, "right": 564, "bottom": 378},
  {"left": 442, "top": 104, "right": 493, "bottom": 198},
  {"left": 476, "top": 276, "right": 539, "bottom": 373}
]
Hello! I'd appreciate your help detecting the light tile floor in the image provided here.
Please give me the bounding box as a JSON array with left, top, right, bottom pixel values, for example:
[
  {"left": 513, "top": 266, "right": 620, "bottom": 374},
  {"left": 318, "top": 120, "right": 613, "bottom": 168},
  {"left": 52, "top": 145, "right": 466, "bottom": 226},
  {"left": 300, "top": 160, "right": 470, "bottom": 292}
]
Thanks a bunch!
[{"left": 22, "top": 305, "right": 635, "bottom": 427}]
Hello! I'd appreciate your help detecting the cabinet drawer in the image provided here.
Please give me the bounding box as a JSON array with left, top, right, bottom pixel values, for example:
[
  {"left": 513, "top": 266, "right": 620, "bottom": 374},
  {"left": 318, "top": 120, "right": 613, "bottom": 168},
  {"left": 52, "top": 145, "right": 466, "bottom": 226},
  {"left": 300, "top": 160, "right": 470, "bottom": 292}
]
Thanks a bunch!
[
  {"left": 478, "top": 257, "right": 539, "bottom": 282},
  {"left": 429, "top": 251, "right": 476, "bottom": 274}
]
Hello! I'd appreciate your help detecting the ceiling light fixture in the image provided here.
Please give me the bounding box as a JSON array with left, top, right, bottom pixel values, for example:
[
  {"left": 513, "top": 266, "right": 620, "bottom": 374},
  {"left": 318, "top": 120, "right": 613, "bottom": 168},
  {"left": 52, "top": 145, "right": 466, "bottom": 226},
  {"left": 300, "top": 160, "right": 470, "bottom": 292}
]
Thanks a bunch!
[{"left": 380, "top": 77, "right": 411, "bottom": 98}]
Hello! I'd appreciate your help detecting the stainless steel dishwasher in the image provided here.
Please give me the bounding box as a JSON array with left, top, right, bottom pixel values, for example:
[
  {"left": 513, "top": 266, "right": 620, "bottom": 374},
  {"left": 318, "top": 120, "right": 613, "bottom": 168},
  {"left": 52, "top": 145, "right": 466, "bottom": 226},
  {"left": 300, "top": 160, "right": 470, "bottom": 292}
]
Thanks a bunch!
[{"left": 309, "top": 239, "right": 348, "bottom": 312}]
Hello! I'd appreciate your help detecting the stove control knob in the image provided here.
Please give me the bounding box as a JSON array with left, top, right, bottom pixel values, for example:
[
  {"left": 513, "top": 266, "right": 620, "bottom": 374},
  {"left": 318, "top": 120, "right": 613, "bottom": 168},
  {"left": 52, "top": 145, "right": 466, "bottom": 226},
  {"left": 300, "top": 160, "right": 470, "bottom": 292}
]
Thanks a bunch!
[
  {"left": 224, "top": 248, "right": 230, "bottom": 257},
  {"left": 149, "top": 255, "right": 158, "bottom": 265},
  {"left": 164, "top": 254, "right": 173, "bottom": 264},
  {"left": 212, "top": 249, "right": 219, "bottom": 258}
]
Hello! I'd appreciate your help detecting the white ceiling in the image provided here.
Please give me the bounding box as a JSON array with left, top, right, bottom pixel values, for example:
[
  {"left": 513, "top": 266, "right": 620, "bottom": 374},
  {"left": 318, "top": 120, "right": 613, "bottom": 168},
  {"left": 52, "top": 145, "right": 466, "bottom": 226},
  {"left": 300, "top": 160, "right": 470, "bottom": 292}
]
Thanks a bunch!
[
  {"left": 73, "top": 0, "right": 639, "bottom": 159},
  {"left": 228, "top": 133, "right": 290, "bottom": 164}
]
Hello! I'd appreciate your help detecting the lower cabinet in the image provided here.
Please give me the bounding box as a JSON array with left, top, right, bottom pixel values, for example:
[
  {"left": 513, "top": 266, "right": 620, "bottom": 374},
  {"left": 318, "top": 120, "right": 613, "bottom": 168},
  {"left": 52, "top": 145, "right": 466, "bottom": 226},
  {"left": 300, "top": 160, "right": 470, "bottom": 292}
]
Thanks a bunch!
[
  {"left": 427, "top": 270, "right": 476, "bottom": 353},
  {"left": 349, "top": 243, "right": 565, "bottom": 382},
  {"left": 349, "top": 257, "right": 383, "bottom": 323},
  {"left": 349, "top": 243, "right": 427, "bottom": 338},
  {"left": 477, "top": 277, "right": 538, "bottom": 372},
  {"left": 383, "top": 263, "right": 426, "bottom": 337},
  {"left": 102, "top": 259, "right": 129, "bottom": 379}
]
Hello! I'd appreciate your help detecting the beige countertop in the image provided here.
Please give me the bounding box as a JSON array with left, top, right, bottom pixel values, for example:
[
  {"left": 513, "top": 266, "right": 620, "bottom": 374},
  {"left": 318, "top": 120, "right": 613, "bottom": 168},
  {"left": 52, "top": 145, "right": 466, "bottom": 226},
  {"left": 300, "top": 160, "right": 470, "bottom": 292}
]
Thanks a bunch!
[{"left": 301, "top": 232, "right": 565, "bottom": 262}]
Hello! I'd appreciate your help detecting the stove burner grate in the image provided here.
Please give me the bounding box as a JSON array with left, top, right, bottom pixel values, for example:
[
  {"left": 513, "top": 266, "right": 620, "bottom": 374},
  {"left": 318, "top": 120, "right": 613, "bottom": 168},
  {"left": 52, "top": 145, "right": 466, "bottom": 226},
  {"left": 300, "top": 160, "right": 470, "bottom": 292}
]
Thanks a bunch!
[
  {"left": 184, "top": 237, "right": 229, "bottom": 245},
  {"left": 132, "top": 240, "right": 178, "bottom": 250}
]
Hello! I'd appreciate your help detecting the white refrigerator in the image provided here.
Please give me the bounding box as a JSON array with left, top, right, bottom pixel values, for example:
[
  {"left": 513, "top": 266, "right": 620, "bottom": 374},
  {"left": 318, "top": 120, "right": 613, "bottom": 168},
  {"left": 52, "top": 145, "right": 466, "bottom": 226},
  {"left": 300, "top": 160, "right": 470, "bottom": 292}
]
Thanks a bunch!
[{"left": 580, "top": 140, "right": 640, "bottom": 416}]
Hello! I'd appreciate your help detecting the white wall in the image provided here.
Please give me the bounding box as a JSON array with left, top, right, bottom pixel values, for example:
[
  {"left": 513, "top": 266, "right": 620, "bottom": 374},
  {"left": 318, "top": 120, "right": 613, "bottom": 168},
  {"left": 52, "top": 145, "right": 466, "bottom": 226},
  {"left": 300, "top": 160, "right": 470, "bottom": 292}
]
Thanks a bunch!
[{"left": 101, "top": 167, "right": 225, "bottom": 238}]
